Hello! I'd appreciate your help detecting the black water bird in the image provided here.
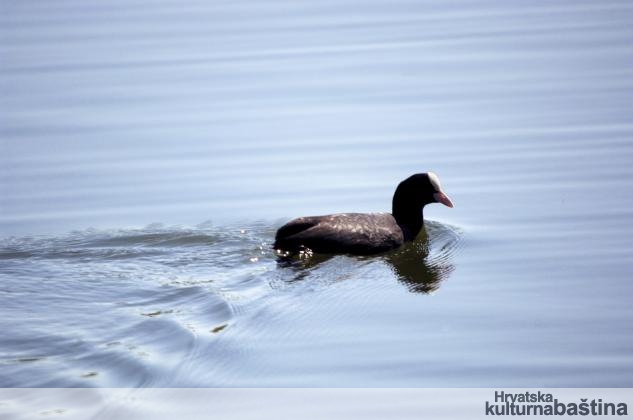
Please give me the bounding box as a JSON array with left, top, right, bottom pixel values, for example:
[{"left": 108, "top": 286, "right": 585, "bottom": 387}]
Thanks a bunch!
[{"left": 274, "top": 172, "right": 454, "bottom": 255}]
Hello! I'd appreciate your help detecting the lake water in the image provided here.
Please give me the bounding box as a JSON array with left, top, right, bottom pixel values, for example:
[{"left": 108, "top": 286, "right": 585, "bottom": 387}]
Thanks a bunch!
[{"left": 1, "top": 0, "right": 633, "bottom": 389}]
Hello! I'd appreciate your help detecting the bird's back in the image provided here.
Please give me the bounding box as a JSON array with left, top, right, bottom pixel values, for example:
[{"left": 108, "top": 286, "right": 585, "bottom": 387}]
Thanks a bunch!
[{"left": 273, "top": 213, "right": 404, "bottom": 255}]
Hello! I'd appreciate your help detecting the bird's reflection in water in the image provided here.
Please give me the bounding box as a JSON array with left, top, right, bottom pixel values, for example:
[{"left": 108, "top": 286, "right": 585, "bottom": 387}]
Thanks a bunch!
[
  {"left": 275, "top": 221, "right": 461, "bottom": 294},
  {"left": 383, "top": 226, "right": 456, "bottom": 293}
]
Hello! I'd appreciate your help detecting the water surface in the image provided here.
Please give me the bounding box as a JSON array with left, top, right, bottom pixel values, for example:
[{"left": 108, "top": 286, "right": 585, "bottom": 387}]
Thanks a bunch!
[{"left": 1, "top": 0, "right": 633, "bottom": 387}]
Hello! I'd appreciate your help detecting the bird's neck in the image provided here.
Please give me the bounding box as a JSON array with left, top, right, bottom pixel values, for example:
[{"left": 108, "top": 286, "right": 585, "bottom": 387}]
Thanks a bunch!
[{"left": 392, "top": 205, "right": 424, "bottom": 241}]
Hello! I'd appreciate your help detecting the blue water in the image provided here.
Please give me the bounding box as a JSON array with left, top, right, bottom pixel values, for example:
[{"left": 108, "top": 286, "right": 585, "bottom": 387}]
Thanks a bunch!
[{"left": 1, "top": 0, "right": 633, "bottom": 388}]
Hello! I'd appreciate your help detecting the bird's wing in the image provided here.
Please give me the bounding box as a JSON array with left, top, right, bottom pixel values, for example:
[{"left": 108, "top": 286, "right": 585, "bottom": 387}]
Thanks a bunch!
[
  {"left": 274, "top": 216, "right": 321, "bottom": 241},
  {"left": 274, "top": 214, "right": 400, "bottom": 253}
]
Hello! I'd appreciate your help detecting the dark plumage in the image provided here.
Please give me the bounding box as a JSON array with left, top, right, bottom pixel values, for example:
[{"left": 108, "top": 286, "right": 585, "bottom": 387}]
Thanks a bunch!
[{"left": 274, "top": 172, "right": 454, "bottom": 255}]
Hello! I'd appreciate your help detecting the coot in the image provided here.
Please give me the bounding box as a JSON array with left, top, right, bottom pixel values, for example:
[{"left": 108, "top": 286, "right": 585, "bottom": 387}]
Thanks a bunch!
[{"left": 274, "top": 172, "right": 453, "bottom": 255}]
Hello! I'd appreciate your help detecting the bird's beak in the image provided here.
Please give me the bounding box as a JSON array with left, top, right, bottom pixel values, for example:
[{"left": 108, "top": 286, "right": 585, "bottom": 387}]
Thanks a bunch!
[{"left": 433, "top": 191, "right": 454, "bottom": 208}]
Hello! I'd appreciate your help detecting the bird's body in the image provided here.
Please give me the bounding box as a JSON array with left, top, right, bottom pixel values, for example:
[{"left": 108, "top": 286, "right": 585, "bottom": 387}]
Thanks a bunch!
[
  {"left": 274, "top": 172, "right": 453, "bottom": 255},
  {"left": 274, "top": 212, "right": 404, "bottom": 255}
]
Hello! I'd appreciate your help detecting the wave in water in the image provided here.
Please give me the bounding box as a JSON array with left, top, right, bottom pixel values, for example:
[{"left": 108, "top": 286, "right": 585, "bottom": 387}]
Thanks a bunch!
[{"left": 0, "top": 220, "right": 462, "bottom": 386}]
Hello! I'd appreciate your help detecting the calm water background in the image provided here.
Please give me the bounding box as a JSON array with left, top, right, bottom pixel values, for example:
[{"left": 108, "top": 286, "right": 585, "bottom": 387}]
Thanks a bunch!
[{"left": 1, "top": 0, "right": 633, "bottom": 388}]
